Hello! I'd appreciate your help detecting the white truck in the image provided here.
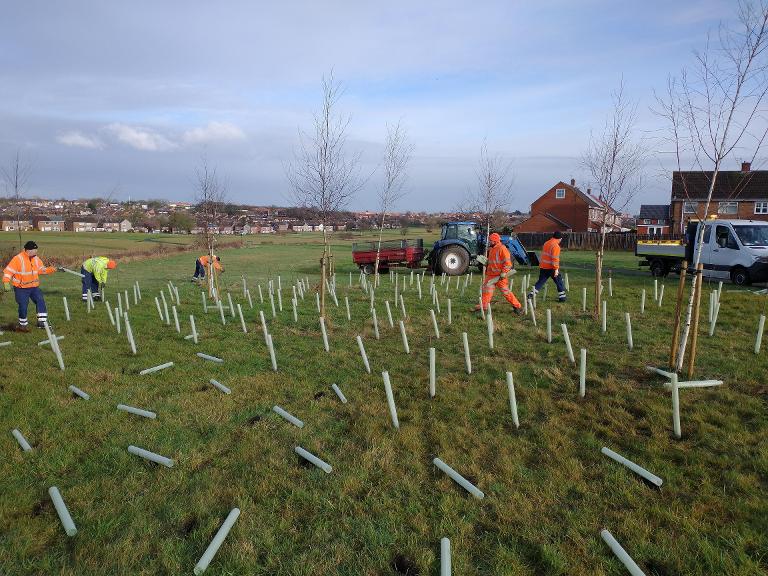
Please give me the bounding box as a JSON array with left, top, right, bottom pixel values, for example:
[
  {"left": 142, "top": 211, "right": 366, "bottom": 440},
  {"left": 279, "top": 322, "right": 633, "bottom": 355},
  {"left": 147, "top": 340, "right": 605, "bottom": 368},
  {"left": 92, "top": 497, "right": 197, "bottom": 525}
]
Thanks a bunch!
[{"left": 636, "top": 218, "right": 768, "bottom": 285}]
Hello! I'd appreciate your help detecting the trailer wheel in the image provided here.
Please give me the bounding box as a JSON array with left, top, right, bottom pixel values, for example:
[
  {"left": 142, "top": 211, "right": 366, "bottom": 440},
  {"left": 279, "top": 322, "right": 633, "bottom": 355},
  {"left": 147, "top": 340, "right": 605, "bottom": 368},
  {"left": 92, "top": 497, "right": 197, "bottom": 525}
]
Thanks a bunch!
[
  {"left": 731, "top": 266, "right": 751, "bottom": 286},
  {"left": 361, "top": 263, "right": 374, "bottom": 275},
  {"left": 650, "top": 259, "right": 668, "bottom": 277},
  {"left": 439, "top": 246, "right": 469, "bottom": 276}
]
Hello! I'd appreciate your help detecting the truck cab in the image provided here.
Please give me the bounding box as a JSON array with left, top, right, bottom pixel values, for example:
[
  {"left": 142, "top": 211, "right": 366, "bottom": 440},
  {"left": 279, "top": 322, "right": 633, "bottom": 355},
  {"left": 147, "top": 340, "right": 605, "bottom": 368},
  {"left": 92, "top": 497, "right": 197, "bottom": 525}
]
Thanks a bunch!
[{"left": 686, "top": 219, "right": 768, "bottom": 285}]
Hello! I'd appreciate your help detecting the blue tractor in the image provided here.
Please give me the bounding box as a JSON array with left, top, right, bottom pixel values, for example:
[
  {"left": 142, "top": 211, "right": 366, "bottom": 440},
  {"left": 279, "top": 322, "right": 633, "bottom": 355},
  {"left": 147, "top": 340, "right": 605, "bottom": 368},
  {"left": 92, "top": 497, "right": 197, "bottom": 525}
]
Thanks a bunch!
[{"left": 427, "top": 221, "right": 537, "bottom": 275}]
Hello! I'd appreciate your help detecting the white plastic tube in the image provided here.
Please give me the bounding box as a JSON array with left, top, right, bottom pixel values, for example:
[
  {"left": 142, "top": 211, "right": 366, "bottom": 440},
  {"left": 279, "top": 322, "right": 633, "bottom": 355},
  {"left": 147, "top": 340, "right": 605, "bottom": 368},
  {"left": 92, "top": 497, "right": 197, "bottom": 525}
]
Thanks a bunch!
[
  {"left": 139, "top": 362, "right": 174, "bottom": 375},
  {"left": 441, "top": 537, "right": 451, "bottom": 576},
  {"left": 600, "top": 529, "right": 646, "bottom": 576},
  {"left": 292, "top": 297, "right": 298, "bottom": 323},
  {"left": 429, "top": 347, "right": 436, "bottom": 397},
  {"left": 671, "top": 373, "right": 681, "bottom": 439},
  {"left": 601, "top": 446, "right": 662, "bottom": 487},
  {"left": 658, "top": 283, "right": 665, "bottom": 307},
  {"left": 561, "top": 324, "right": 575, "bottom": 364},
  {"left": 237, "top": 304, "right": 247, "bottom": 333},
  {"left": 356, "top": 335, "right": 371, "bottom": 373},
  {"left": 218, "top": 300, "right": 226, "bottom": 325},
  {"left": 12, "top": 429, "right": 32, "bottom": 451},
  {"left": 44, "top": 322, "right": 65, "bottom": 371},
  {"left": 755, "top": 315, "right": 765, "bottom": 354},
  {"left": 608, "top": 276, "right": 613, "bottom": 297},
  {"left": 193, "top": 508, "right": 241, "bottom": 575},
  {"left": 331, "top": 383, "right": 348, "bottom": 403},
  {"left": 246, "top": 289, "right": 253, "bottom": 309},
  {"left": 382, "top": 371, "right": 400, "bottom": 429},
  {"left": 258, "top": 284, "right": 264, "bottom": 303},
  {"left": 68, "top": 385, "right": 90, "bottom": 400},
  {"left": 124, "top": 313, "right": 137, "bottom": 355},
  {"left": 209, "top": 379, "right": 231, "bottom": 395},
  {"left": 399, "top": 320, "right": 410, "bottom": 354},
  {"left": 155, "top": 297, "right": 163, "bottom": 320},
  {"left": 462, "top": 332, "right": 472, "bottom": 375},
  {"left": 117, "top": 404, "right": 157, "bottom": 419},
  {"left": 385, "top": 300, "right": 394, "bottom": 327},
  {"left": 708, "top": 299, "right": 720, "bottom": 337},
  {"left": 197, "top": 352, "right": 224, "bottom": 363},
  {"left": 601, "top": 300, "right": 607, "bottom": 333},
  {"left": 447, "top": 298, "right": 452, "bottom": 324},
  {"left": 582, "top": 286, "right": 587, "bottom": 312},
  {"left": 115, "top": 308, "right": 121, "bottom": 334},
  {"left": 0, "top": 341, "right": 10, "bottom": 348},
  {"left": 564, "top": 272, "right": 570, "bottom": 291},
  {"left": 161, "top": 291, "right": 170, "bottom": 325},
  {"left": 124, "top": 289, "right": 130, "bottom": 311},
  {"left": 106, "top": 301, "right": 115, "bottom": 325},
  {"left": 487, "top": 308, "right": 494, "bottom": 349},
  {"left": 625, "top": 312, "right": 633, "bottom": 351},
  {"left": 546, "top": 309, "right": 552, "bottom": 343},
  {"left": 190, "top": 315, "right": 198, "bottom": 344},
  {"left": 345, "top": 296, "right": 351, "bottom": 321},
  {"left": 579, "top": 348, "right": 586, "bottom": 397},
  {"left": 654, "top": 278, "right": 658, "bottom": 301},
  {"left": 63, "top": 296, "right": 70, "bottom": 321},
  {"left": 320, "top": 317, "right": 330, "bottom": 352},
  {"left": 506, "top": 372, "right": 519, "bottom": 428},
  {"left": 315, "top": 292, "right": 320, "bottom": 314},
  {"left": 430, "top": 309, "right": 440, "bottom": 339},
  {"left": 266, "top": 334, "right": 278, "bottom": 371},
  {"left": 169, "top": 305, "right": 179, "bottom": 333},
  {"left": 371, "top": 307, "right": 380, "bottom": 340},
  {"left": 295, "top": 446, "right": 332, "bottom": 474},
  {"left": 640, "top": 289, "right": 646, "bottom": 314},
  {"left": 433, "top": 457, "right": 484, "bottom": 499},
  {"left": 273, "top": 405, "right": 304, "bottom": 428},
  {"left": 38, "top": 335, "right": 64, "bottom": 346},
  {"left": 259, "top": 310, "right": 268, "bottom": 344},
  {"left": 49, "top": 486, "right": 77, "bottom": 536},
  {"left": 227, "top": 292, "right": 236, "bottom": 319},
  {"left": 201, "top": 291, "right": 208, "bottom": 313},
  {"left": 128, "top": 445, "right": 174, "bottom": 468}
]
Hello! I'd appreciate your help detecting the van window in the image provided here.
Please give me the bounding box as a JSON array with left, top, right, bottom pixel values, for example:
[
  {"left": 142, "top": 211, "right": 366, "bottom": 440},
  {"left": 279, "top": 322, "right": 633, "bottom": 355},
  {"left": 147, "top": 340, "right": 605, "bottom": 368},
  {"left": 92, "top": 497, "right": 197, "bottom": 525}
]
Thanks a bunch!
[
  {"left": 733, "top": 225, "right": 768, "bottom": 246},
  {"left": 715, "top": 225, "right": 739, "bottom": 249},
  {"left": 703, "top": 225, "right": 711, "bottom": 244}
]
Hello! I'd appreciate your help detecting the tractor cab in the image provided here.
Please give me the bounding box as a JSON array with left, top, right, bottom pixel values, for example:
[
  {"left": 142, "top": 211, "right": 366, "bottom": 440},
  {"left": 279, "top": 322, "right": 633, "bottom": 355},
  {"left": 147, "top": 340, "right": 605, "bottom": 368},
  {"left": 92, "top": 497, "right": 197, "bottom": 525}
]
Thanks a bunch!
[{"left": 440, "top": 222, "right": 479, "bottom": 255}]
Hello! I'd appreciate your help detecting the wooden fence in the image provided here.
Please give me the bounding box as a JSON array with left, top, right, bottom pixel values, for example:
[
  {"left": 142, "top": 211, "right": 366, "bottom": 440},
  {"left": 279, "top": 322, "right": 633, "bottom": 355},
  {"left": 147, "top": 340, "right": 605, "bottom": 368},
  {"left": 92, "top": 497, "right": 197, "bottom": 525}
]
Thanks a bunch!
[{"left": 516, "top": 232, "right": 684, "bottom": 251}]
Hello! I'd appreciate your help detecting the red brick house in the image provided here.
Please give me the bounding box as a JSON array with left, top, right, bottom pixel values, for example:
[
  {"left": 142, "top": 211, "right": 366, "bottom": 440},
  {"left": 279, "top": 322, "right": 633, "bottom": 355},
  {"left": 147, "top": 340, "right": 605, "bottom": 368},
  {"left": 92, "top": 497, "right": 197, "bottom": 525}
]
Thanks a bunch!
[
  {"left": 671, "top": 163, "right": 768, "bottom": 234},
  {"left": 636, "top": 205, "right": 670, "bottom": 235},
  {"left": 515, "top": 179, "right": 621, "bottom": 233}
]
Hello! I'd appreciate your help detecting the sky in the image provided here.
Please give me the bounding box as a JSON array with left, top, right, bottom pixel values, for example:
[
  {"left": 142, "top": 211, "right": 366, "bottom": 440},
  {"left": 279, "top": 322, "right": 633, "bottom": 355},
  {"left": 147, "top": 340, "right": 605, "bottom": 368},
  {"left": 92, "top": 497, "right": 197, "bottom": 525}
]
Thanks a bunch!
[{"left": 0, "top": 0, "right": 743, "bottom": 213}]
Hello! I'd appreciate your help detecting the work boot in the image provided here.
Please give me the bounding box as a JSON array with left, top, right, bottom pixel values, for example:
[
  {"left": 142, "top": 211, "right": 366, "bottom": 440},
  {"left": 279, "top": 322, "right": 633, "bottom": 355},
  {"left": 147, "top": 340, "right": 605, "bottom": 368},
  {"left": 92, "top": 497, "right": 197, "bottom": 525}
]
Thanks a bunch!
[
  {"left": 526, "top": 291, "right": 534, "bottom": 300},
  {"left": 513, "top": 306, "right": 523, "bottom": 315},
  {"left": 37, "top": 321, "right": 48, "bottom": 329},
  {"left": 15, "top": 324, "right": 30, "bottom": 333}
]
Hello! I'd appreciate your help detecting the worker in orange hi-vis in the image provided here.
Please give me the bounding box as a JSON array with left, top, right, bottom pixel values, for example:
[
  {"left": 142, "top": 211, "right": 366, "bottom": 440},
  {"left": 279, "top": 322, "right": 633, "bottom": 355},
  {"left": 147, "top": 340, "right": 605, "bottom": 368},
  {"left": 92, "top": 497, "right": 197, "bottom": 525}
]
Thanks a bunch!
[
  {"left": 528, "top": 230, "right": 567, "bottom": 302},
  {"left": 192, "top": 254, "right": 224, "bottom": 281},
  {"left": 474, "top": 232, "right": 522, "bottom": 314},
  {"left": 2, "top": 240, "right": 57, "bottom": 332}
]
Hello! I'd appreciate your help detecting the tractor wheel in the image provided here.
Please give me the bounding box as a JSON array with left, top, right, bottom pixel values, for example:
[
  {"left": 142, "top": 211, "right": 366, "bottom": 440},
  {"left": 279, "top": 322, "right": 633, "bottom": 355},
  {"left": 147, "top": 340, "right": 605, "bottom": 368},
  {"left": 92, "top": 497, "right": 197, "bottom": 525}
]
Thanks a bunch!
[
  {"left": 731, "top": 266, "right": 751, "bottom": 286},
  {"left": 439, "top": 246, "right": 469, "bottom": 276}
]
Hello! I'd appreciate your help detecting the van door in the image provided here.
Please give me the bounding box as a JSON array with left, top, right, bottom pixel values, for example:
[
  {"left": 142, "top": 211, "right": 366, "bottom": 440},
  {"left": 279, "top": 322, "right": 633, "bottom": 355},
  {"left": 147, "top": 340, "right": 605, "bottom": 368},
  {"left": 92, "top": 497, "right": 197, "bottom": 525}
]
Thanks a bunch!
[
  {"left": 709, "top": 223, "right": 741, "bottom": 279},
  {"left": 693, "top": 223, "right": 715, "bottom": 278}
]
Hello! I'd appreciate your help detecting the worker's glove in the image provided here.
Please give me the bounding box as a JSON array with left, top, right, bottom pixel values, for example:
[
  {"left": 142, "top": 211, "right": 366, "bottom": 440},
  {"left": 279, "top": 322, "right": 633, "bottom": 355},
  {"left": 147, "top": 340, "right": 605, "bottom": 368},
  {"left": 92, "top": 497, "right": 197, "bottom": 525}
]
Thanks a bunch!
[
  {"left": 499, "top": 271, "right": 508, "bottom": 279},
  {"left": 3, "top": 282, "right": 10, "bottom": 292},
  {"left": 56, "top": 266, "right": 65, "bottom": 271}
]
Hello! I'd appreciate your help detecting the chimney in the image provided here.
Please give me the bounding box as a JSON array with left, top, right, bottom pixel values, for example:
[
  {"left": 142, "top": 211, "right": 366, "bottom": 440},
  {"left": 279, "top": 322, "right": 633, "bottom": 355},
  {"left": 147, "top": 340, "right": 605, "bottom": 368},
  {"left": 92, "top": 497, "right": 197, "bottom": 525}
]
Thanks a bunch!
[
  {"left": 570, "top": 178, "right": 576, "bottom": 186},
  {"left": 587, "top": 188, "right": 592, "bottom": 195},
  {"left": 742, "top": 161, "right": 751, "bottom": 172}
]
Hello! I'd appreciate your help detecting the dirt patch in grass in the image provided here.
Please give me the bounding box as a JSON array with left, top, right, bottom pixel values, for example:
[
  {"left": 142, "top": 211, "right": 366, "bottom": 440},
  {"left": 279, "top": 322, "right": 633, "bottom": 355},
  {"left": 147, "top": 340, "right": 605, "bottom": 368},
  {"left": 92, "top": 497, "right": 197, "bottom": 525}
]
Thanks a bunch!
[{"left": 390, "top": 554, "right": 419, "bottom": 575}]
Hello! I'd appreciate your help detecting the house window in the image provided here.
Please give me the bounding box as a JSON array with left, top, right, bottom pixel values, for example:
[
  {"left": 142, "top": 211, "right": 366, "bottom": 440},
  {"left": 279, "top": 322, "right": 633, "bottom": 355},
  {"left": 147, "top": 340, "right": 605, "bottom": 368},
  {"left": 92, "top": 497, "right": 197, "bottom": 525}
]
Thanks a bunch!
[
  {"left": 555, "top": 188, "right": 565, "bottom": 199},
  {"left": 683, "top": 201, "right": 698, "bottom": 214},
  {"left": 718, "top": 201, "right": 738, "bottom": 214},
  {"left": 755, "top": 202, "right": 768, "bottom": 214},
  {"left": 642, "top": 219, "right": 651, "bottom": 224}
]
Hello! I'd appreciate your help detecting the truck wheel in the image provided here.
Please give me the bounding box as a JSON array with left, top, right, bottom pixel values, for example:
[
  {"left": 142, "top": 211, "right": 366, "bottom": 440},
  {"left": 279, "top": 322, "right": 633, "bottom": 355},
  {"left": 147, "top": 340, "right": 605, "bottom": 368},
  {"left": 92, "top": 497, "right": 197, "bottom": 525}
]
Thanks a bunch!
[
  {"left": 439, "top": 247, "right": 469, "bottom": 276},
  {"left": 650, "top": 259, "right": 668, "bottom": 277},
  {"left": 731, "top": 267, "right": 751, "bottom": 286},
  {"left": 361, "top": 264, "right": 374, "bottom": 275}
]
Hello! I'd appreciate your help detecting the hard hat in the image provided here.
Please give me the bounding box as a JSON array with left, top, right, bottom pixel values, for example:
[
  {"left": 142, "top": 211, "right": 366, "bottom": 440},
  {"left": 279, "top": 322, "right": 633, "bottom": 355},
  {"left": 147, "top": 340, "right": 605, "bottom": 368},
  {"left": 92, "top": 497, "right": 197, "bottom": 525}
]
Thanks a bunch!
[
  {"left": 489, "top": 232, "right": 501, "bottom": 243},
  {"left": 107, "top": 259, "right": 117, "bottom": 269}
]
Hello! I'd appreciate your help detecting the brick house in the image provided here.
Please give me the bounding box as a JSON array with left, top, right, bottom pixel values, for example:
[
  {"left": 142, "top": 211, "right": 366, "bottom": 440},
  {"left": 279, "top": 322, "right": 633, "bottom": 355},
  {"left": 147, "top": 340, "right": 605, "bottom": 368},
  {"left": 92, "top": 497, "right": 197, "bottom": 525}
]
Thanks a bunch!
[
  {"left": 636, "top": 205, "right": 670, "bottom": 235},
  {"left": 514, "top": 179, "right": 622, "bottom": 233},
  {"left": 34, "top": 215, "right": 66, "bottom": 232},
  {"left": 68, "top": 218, "right": 97, "bottom": 232},
  {"left": 1, "top": 219, "right": 33, "bottom": 232},
  {"left": 671, "top": 163, "right": 768, "bottom": 233}
]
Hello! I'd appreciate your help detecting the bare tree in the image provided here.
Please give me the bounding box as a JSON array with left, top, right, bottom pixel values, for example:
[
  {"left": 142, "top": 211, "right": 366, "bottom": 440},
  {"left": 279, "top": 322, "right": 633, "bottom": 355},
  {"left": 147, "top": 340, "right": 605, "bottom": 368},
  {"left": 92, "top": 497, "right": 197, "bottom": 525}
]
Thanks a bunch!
[
  {"left": 374, "top": 121, "right": 413, "bottom": 284},
  {"left": 582, "top": 81, "right": 646, "bottom": 319},
  {"left": 656, "top": 1, "right": 768, "bottom": 371},
  {"left": 286, "top": 70, "right": 365, "bottom": 316},
  {"left": 195, "top": 159, "right": 227, "bottom": 299},
  {"left": 2, "top": 150, "right": 32, "bottom": 250},
  {"left": 469, "top": 141, "right": 514, "bottom": 258}
]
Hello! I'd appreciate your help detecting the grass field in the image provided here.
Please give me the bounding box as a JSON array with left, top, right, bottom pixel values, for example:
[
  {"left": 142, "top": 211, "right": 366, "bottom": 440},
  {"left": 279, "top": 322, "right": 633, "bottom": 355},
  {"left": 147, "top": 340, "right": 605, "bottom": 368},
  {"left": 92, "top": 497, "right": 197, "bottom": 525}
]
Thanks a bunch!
[{"left": 0, "top": 233, "right": 766, "bottom": 575}]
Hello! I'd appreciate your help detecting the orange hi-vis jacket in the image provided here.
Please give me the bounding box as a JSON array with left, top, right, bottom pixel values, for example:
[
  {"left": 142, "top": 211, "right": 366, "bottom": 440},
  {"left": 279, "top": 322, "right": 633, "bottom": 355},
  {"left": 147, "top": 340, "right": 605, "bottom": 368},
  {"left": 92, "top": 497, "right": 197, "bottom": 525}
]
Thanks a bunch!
[
  {"left": 198, "top": 255, "right": 223, "bottom": 272},
  {"left": 485, "top": 242, "right": 513, "bottom": 277},
  {"left": 3, "top": 251, "right": 56, "bottom": 288},
  {"left": 540, "top": 238, "right": 561, "bottom": 270}
]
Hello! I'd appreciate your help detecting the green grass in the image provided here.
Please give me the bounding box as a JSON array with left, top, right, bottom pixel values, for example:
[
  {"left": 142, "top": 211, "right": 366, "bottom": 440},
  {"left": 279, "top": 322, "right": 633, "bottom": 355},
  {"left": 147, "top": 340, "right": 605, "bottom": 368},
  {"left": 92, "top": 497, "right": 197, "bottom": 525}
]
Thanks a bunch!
[{"left": 0, "top": 236, "right": 766, "bottom": 575}]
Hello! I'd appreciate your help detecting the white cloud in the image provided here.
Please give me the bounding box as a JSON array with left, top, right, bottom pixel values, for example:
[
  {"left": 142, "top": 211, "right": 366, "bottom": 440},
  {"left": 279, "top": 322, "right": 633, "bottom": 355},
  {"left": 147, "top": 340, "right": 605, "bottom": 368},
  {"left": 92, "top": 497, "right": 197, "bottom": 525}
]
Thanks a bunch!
[
  {"left": 57, "top": 130, "right": 103, "bottom": 149},
  {"left": 182, "top": 121, "right": 246, "bottom": 145},
  {"left": 106, "top": 123, "right": 177, "bottom": 151}
]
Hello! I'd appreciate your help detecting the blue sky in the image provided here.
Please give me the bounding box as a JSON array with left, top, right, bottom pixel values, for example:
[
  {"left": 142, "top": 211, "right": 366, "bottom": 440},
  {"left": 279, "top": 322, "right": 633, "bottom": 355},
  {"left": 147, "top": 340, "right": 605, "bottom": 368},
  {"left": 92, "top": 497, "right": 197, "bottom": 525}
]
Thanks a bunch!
[{"left": 0, "top": 0, "right": 741, "bottom": 212}]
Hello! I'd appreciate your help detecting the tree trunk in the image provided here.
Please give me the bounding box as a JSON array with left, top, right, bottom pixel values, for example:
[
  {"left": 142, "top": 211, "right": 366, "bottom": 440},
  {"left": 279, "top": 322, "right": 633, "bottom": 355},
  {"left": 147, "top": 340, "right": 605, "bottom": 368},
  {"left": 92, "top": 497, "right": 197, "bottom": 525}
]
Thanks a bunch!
[
  {"left": 320, "top": 227, "right": 328, "bottom": 317},
  {"left": 594, "top": 228, "right": 607, "bottom": 319},
  {"left": 374, "top": 212, "right": 386, "bottom": 287}
]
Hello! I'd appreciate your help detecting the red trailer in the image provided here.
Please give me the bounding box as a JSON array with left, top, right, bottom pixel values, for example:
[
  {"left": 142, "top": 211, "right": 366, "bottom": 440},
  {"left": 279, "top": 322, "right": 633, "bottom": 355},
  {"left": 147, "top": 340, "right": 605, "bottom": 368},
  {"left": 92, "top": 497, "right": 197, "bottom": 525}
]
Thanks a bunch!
[{"left": 352, "top": 239, "right": 425, "bottom": 274}]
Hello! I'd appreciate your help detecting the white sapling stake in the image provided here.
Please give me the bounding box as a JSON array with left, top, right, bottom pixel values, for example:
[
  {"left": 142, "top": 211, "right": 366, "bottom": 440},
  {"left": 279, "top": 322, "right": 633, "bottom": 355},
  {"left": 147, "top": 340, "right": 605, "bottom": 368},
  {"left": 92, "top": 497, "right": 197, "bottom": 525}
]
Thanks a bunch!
[
  {"left": 755, "top": 315, "right": 765, "bottom": 353},
  {"left": 117, "top": 292, "right": 123, "bottom": 315},
  {"left": 506, "top": 372, "right": 519, "bottom": 428},
  {"left": 345, "top": 296, "right": 351, "bottom": 321},
  {"left": 124, "top": 289, "right": 130, "bottom": 311},
  {"left": 640, "top": 289, "right": 646, "bottom": 314},
  {"left": 315, "top": 291, "right": 320, "bottom": 313},
  {"left": 447, "top": 298, "right": 452, "bottom": 324},
  {"left": 546, "top": 309, "right": 552, "bottom": 343},
  {"left": 561, "top": 324, "right": 575, "bottom": 364},
  {"left": 266, "top": 334, "right": 278, "bottom": 371},
  {"left": 128, "top": 445, "right": 174, "bottom": 468},
  {"left": 320, "top": 317, "right": 330, "bottom": 352},
  {"left": 564, "top": 272, "right": 570, "bottom": 291},
  {"left": 417, "top": 279, "right": 422, "bottom": 299},
  {"left": 441, "top": 537, "right": 451, "bottom": 576},
  {"left": 196, "top": 352, "right": 223, "bottom": 363},
  {"left": 579, "top": 348, "right": 586, "bottom": 397},
  {"left": 399, "top": 320, "right": 410, "bottom": 354},
  {"left": 601, "top": 446, "right": 662, "bottom": 487},
  {"left": 430, "top": 309, "right": 440, "bottom": 339},
  {"left": 331, "top": 383, "right": 348, "bottom": 403},
  {"left": 273, "top": 405, "right": 303, "bottom": 428},
  {"left": 48, "top": 487, "right": 77, "bottom": 536},
  {"left": 201, "top": 292, "right": 208, "bottom": 313},
  {"left": 209, "top": 379, "right": 231, "bottom": 394},
  {"left": 658, "top": 283, "right": 665, "bottom": 307},
  {"left": 160, "top": 291, "right": 170, "bottom": 325},
  {"left": 625, "top": 313, "right": 633, "bottom": 350},
  {"left": 582, "top": 287, "right": 587, "bottom": 312},
  {"left": 43, "top": 322, "right": 65, "bottom": 371},
  {"left": 115, "top": 308, "right": 121, "bottom": 334},
  {"left": 246, "top": 289, "right": 253, "bottom": 309},
  {"left": 190, "top": 315, "right": 198, "bottom": 344},
  {"left": 295, "top": 446, "right": 332, "bottom": 474},
  {"left": 117, "top": 404, "right": 156, "bottom": 419},
  {"left": 12, "top": 429, "right": 32, "bottom": 451},
  {"left": 356, "top": 335, "right": 371, "bottom": 373},
  {"left": 38, "top": 335, "right": 65, "bottom": 346},
  {"left": 106, "top": 301, "right": 115, "bottom": 325},
  {"left": 259, "top": 310, "right": 269, "bottom": 344},
  {"left": 432, "top": 457, "right": 484, "bottom": 499},
  {"left": 654, "top": 278, "right": 658, "bottom": 301},
  {"left": 608, "top": 276, "right": 613, "bottom": 297},
  {"left": 292, "top": 298, "right": 298, "bottom": 322},
  {"left": 68, "top": 385, "right": 90, "bottom": 400},
  {"left": 429, "top": 347, "right": 436, "bottom": 397},
  {"left": 709, "top": 299, "right": 720, "bottom": 336},
  {"left": 601, "top": 300, "right": 607, "bottom": 333},
  {"left": 172, "top": 306, "right": 181, "bottom": 333},
  {"left": 124, "top": 314, "right": 137, "bottom": 355},
  {"left": 139, "top": 362, "right": 174, "bottom": 375},
  {"left": 277, "top": 287, "right": 283, "bottom": 311},
  {"left": 385, "top": 300, "right": 394, "bottom": 327},
  {"left": 600, "top": 530, "right": 646, "bottom": 576},
  {"left": 62, "top": 297, "right": 70, "bottom": 321},
  {"left": 193, "top": 508, "right": 240, "bottom": 575},
  {"left": 382, "top": 371, "right": 400, "bottom": 429},
  {"left": 258, "top": 284, "right": 264, "bottom": 303},
  {"left": 237, "top": 304, "right": 247, "bottom": 333},
  {"left": 486, "top": 308, "right": 494, "bottom": 349},
  {"left": 462, "top": 332, "right": 472, "bottom": 374},
  {"left": 227, "top": 292, "right": 235, "bottom": 319},
  {"left": 269, "top": 291, "right": 277, "bottom": 318},
  {"left": 371, "top": 307, "right": 380, "bottom": 339},
  {"left": 671, "top": 373, "right": 681, "bottom": 439},
  {"left": 218, "top": 300, "right": 226, "bottom": 325}
]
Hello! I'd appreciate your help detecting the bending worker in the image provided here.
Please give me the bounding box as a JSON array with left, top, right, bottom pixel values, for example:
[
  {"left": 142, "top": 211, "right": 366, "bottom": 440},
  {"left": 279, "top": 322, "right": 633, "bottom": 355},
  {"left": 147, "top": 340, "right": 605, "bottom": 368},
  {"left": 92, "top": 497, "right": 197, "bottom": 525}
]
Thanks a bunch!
[
  {"left": 193, "top": 254, "right": 224, "bottom": 280},
  {"left": 475, "top": 232, "right": 522, "bottom": 314},
  {"left": 528, "top": 231, "right": 566, "bottom": 302},
  {"left": 2, "top": 240, "right": 56, "bottom": 331},
  {"left": 81, "top": 256, "right": 117, "bottom": 302}
]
